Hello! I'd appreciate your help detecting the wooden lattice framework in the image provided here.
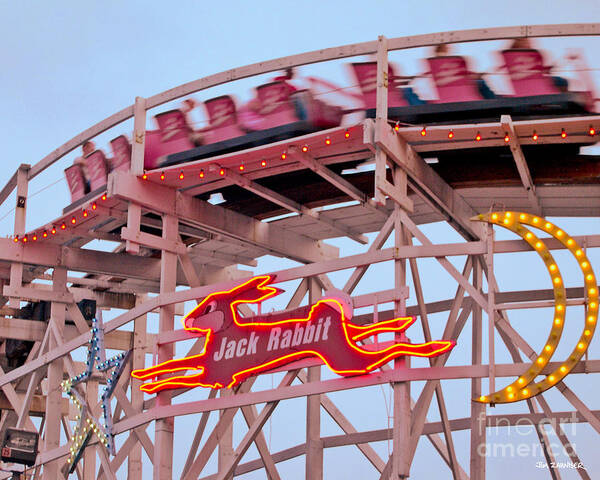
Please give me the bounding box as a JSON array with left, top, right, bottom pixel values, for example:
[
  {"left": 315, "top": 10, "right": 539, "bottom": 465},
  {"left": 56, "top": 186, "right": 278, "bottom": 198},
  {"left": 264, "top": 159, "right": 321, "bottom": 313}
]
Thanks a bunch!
[{"left": 0, "top": 23, "right": 599, "bottom": 479}]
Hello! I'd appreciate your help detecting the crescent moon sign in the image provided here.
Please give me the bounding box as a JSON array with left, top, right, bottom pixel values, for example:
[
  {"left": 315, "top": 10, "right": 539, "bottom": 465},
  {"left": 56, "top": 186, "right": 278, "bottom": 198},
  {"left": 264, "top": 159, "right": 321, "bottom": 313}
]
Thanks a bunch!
[{"left": 473, "top": 211, "right": 598, "bottom": 404}]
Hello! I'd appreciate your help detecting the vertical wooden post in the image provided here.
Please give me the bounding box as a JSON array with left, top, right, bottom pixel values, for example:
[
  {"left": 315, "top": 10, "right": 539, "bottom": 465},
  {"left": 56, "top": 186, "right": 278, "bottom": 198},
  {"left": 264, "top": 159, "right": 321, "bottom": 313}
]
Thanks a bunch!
[
  {"left": 470, "top": 258, "right": 486, "bottom": 479},
  {"left": 306, "top": 278, "right": 323, "bottom": 480},
  {"left": 13, "top": 164, "right": 29, "bottom": 236},
  {"left": 154, "top": 215, "right": 177, "bottom": 480},
  {"left": 130, "top": 97, "right": 147, "bottom": 176},
  {"left": 218, "top": 389, "right": 234, "bottom": 480},
  {"left": 374, "top": 35, "right": 389, "bottom": 206},
  {"left": 126, "top": 96, "right": 146, "bottom": 255},
  {"left": 392, "top": 167, "right": 410, "bottom": 479},
  {"left": 42, "top": 267, "right": 66, "bottom": 479},
  {"left": 83, "top": 380, "right": 98, "bottom": 479},
  {"left": 486, "top": 224, "right": 496, "bottom": 395},
  {"left": 129, "top": 295, "right": 147, "bottom": 478},
  {"left": 9, "top": 165, "right": 29, "bottom": 309}
]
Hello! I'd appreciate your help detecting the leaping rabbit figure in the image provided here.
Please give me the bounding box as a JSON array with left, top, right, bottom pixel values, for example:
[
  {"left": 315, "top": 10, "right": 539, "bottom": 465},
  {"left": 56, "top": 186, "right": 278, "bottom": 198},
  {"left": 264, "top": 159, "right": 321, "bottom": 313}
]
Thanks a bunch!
[{"left": 132, "top": 276, "right": 456, "bottom": 393}]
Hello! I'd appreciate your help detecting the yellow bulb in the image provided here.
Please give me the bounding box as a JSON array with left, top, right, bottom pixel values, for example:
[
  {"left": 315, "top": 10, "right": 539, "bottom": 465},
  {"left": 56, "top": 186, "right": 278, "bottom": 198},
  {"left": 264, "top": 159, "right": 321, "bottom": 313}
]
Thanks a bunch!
[
  {"left": 578, "top": 342, "right": 585, "bottom": 350},
  {"left": 588, "top": 316, "right": 596, "bottom": 323},
  {"left": 582, "top": 261, "right": 589, "bottom": 268},
  {"left": 553, "top": 277, "right": 561, "bottom": 285},
  {"left": 518, "top": 377, "right": 525, "bottom": 384},
  {"left": 567, "top": 239, "right": 574, "bottom": 246},
  {"left": 506, "top": 212, "right": 512, "bottom": 218},
  {"left": 519, "top": 213, "right": 526, "bottom": 220},
  {"left": 549, "top": 375, "right": 555, "bottom": 382},
  {"left": 560, "top": 366, "right": 567, "bottom": 373},
  {"left": 545, "top": 345, "right": 552, "bottom": 352},
  {"left": 522, "top": 389, "right": 529, "bottom": 396},
  {"left": 508, "top": 393, "right": 514, "bottom": 399},
  {"left": 533, "top": 217, "right": 540, "bottom": 224},
  {"left": 549, "top": 264, "right": 557, "bottom": 272},
  {"left": 535, "top": 241, "right": 543, "bottom": 249},
  {"left": 507, "top": 386, "right": 513, "bottom": 392},
  {"left": 503, "top": 218, "right": 510, "bottom": 225},
  {"left": 590, "top": 288, "right": 597, "bottom": 295},
  {"left": 526, "top": 232, "right": 533, "bottom": 240},
  {"left": 537, "top": 357, "right": 544, "bottom": 364},
  {"left": 491, "top": 213, "right": 498, "bottom": 220},
  {"left": 586, "top": 274, "right": 594, "bottom": 281},
  {"left": 585, "top": 329, "right": 591, "bottom": 336},
  {"left": 557, "top": 230, "right": 564, "bottom": 237},
  {"left": 591, "top": 302, "right": 597, "bottom": 309},
  {"left": 576, "top": 249, "right": 583, "bottom": 257},
  {"left": 545, "top": 222, "right": 552, "bottom": 229},
  {"left": 557, "top": 304, "right": 564, "bottom": 312}
]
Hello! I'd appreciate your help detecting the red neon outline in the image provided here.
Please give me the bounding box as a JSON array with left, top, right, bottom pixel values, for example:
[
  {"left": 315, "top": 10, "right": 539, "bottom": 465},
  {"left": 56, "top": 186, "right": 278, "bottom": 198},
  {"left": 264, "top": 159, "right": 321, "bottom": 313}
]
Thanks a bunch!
[{"left": 132, "top": 275, "right": 456, "bottom": 393}]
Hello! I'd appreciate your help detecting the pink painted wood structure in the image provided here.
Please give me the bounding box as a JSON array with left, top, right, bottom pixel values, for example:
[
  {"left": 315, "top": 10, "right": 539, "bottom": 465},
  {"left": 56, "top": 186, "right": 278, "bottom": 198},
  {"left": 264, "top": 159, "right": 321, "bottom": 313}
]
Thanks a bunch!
[{"left": 0, "top": 24, "right": 599, "bottom": 480}]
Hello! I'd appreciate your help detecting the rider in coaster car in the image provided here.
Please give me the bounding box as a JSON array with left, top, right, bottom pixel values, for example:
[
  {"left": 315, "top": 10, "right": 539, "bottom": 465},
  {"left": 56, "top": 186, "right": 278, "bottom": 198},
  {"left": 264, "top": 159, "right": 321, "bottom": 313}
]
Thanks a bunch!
[
  {"left": 73, "top": 141, "right": 96, "bottom": 193},
  {"left": 432, "top": 43, "right": 497, "bottom": 99},
  {"left": 506, "top": 38, "right": 569, "bottom": 92}
]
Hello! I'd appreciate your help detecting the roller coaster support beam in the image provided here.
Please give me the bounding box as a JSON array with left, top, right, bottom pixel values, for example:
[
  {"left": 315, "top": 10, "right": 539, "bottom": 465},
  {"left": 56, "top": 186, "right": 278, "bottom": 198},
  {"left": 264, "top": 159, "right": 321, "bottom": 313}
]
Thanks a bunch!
[
  {"left": 42, "top": 267, "right": 66, "bottom": 479},
  {"left": 218, "top": 389, "right": 235, "bottom": 480},
  {"left": 373, "top": 36, "right": 413, "bottom": 478},
  {"left": 154, "top": 214, "right": 178, "bottom": 479},
  {"left": 108, "top": 171, "right": 339, "bottom": 264},
  {"left": 368, "top": 118, "right": 485, "bottom": 241},
  {"left": 392, "top": 169, "right": 411, "bottom": 479},
  {"left": 306, "top": 278, "right": 323, "bottom": 480},
  {"left": 501, "top": 115, "right": 542, "bottom": 215},
  {"left": 470, "top": 261, "right": 485, "bottom": 479},
  {"left": 8, "top": 165, "right": 29, "bottom": 310},
  {"left": 129, "top": 296, "right": 147, "bottom": 478},
  {"left": 374, "top": 35, "right": 389, "bottom": 207},
  {"left": 125, "top": 96, "right": 147, "bottom": 255},
  {"left": 221, "top": 167, "right": 368, "bottom": 244}
]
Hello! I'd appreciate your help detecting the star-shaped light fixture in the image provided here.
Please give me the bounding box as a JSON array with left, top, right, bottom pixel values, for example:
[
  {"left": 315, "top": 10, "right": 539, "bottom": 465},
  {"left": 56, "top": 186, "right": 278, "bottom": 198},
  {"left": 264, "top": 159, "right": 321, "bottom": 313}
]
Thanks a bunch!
[{"left": 61, "top": 317, "right": 131, "bottom": 472}]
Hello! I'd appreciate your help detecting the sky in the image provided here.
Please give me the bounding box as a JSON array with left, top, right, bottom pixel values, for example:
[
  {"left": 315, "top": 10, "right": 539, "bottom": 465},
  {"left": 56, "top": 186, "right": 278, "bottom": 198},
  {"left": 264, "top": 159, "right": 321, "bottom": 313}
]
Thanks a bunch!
[{"left": 1, "top": 1, "right": 600, "bottom": 479}]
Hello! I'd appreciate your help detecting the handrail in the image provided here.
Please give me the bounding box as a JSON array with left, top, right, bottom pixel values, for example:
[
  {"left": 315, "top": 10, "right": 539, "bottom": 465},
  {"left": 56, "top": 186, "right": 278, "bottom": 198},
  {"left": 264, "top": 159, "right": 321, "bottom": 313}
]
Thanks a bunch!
[
  {"left": 0, "top": 169, "right": 18, "bottom": 209},
  {"left": 12, "top": 23, "right": 600, "bottom": 190}
]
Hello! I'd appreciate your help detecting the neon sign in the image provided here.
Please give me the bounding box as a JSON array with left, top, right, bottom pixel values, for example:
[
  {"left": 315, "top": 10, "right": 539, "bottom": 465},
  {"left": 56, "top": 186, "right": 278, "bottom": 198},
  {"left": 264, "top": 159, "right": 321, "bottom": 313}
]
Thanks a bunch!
[{"left": 132, "top": 275, "right": 456, "bottom": 392}]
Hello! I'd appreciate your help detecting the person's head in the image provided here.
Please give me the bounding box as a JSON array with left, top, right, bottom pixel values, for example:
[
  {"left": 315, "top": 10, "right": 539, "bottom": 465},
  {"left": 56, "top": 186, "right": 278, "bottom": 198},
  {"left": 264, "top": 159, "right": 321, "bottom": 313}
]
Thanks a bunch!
[
  {"left": 284, "top": 67, "right": 295, "bottom": 79},
  {"left": 510, "top": 38, "right": 532, "bottom": 49},
  {"left": 182, "top": 98, "right": 196, "bottom": 113},
  {"left": 434, "top": 43, "right": 450, "bottom": 56},
  {"left": 82, "top": 141, "right": 95, "bottom": 157}
]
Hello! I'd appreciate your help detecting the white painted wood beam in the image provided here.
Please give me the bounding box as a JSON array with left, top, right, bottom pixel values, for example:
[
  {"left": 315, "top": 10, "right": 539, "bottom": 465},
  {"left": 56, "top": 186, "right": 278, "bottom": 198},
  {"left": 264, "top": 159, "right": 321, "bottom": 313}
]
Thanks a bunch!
[
  {"left": 369, "top": 118, "right": 485, "bottom": 240},
  {"left": 222, "top": 166, "right": 368, "bottom": 244},
  {"left": 501, "top": 115, "right": 542, "bottom": 215},
  {"left": 108, "top": 170, "right": 339, "bottom": 264}
]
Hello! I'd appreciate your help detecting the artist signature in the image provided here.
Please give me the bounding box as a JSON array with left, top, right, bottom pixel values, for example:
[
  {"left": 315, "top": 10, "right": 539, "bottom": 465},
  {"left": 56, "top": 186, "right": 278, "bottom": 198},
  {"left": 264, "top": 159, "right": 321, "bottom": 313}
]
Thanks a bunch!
[{"left": 536, "top": 461, "right": 586, "bottom": 470}]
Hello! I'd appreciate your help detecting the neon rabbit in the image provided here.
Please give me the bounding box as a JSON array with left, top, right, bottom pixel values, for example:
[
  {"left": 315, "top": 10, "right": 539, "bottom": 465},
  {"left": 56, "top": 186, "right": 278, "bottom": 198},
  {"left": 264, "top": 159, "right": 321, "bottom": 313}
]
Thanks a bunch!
[{"left": 132, "top": 276, "right": 456, "bottom": 393}]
